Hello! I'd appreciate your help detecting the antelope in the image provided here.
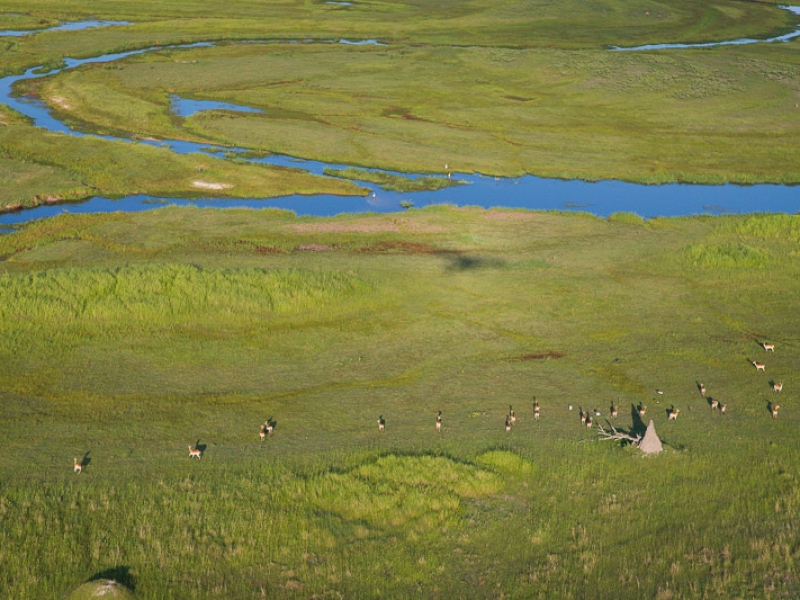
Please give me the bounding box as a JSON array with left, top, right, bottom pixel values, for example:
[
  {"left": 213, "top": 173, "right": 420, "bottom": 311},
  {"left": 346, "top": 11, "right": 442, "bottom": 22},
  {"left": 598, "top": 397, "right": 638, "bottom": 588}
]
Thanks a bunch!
[
  {"left": 610, "top": 405, "right": 618, "bottom": 419},
  {"left": 533, "top": 400, "right": 540, "bottom": 413},
  {"left": 772, "top": 404, "right": 780, "bottom": 419},
  {"left": 720, "top": 403, "right": 727, "bottom": 414},
  {"left": 698, "top": 383, "right": 706, "bottom": 397},
  {"left": 509, "top": 406, "right": 516, "bottom": 424},
  {"left": 580, "top": 410, "right": 587, "bottom": 425},
  {"left": 259, "top": 424, "right": 267, "bottom": 441},
  {"left": 189, "top": 445, "right": 202, "bottom": 459},
  {"left": 436, "top": 411, "right": 442, "bottom": 432},
  {"left": 710, "top": 398, "right": 719, "bottom": 411},
  {"left": 534, "top": 409, "right": 540, "bottom": 421},
  {"left": 638, "top": 404, "right": 647, "bottom": 418},
  {"left": 505, "top": 418, "right": 512, "bottom": 432},
  {"left": 73, "top": 458, "right": 82, "bottom": 474},
  {"left": 264, "top": 421, "right": 274, "bottom": 435},
  {"left": 377, "top": 416, "right": 385, "bottom": 432},
  {"left": 762, "top": 342, "right": 775, "bottom": 352},
  {"left": 668, "top": 408, "right": 679, "bottom": 421},
  {"left": 586, "top": 417, "right": 593, "bottom": 428},
  {"left": 753, "top": 361, "right": 766, "bottom": 372},
  {"left": 773, "top": 382, "right": 783, "bottom": 393}
]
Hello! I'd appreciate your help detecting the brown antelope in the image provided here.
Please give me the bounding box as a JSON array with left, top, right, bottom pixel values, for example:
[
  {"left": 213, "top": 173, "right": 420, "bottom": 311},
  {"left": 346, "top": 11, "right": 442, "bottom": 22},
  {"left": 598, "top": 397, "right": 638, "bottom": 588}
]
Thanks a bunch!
[
  {"left": 264, "top": 421, "right": 274, "bottom": 435},
  {"left": 762, "top": 342, "right": 775, "bottom": 352},
  {"left": 377, "top": 416, "right": 385, "bottom": 432},
  {"left": 73, "top": 458, "right": 82, "bottom": 474},
  {"left": 720, "top": 403, "right": 727, "bottom": 414},
  {"left": 189, "top": 445, "right": 202, "bottom": 459},
  {"left": 509, "top": 406, "right": 516, "bottom": 424},
  {"left": 259, "top": 425, "right": 267, "bottom": 441},
  {"left": 753, "top": 361, "right": 766, "bottom": 372},
  {"left": 533, "top": 400, "right": 540, "bottom": 413},
  {"left": 610, "top": 405, "right": 618, "bottom": 419},
  {"left": 580, "top": 410, "right": 587, "bottom": 425},
  {"left": 698, "top": 383, "right": 706, "bottom": 397},
  {"left": 772, "top": 404, "right": 780, "bottom": 419},
  {"left": 668, "top": 408, "right": 679, "bottom": 421},
  {"left": 586, "top": 417, "right": 593, "bottom": 428},
  {"left": 710, "top": 398, "right": 719, "bottom": 411},
  {"left": 436, "top": 411, "right": 442, "bottom": 432},
  {"left": 505, "top": 418, "right": 512, "bottom": 432},
  {"left": 773, "top": 382, "right": 783, "bottom": 393},
  {"left": 534, "top": 409, "right": 540, "bottom": 421},
  {"left": 638, "top": 404, "right": 647, "bottom": 418}
]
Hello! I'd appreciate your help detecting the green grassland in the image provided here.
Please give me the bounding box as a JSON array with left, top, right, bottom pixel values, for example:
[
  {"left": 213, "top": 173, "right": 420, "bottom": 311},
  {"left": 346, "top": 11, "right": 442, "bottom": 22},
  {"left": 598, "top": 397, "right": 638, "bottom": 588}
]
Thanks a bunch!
[{"left": 2, "top": 207, "right": 800, "bottom": 598}]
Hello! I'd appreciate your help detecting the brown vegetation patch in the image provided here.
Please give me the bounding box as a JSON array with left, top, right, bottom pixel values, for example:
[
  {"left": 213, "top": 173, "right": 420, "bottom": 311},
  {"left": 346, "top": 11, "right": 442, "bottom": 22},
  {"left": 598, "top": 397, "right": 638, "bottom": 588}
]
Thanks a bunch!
[
  {"left": 354, "top": 241, "right": 449, "bottom": 254},
  {"left": 255, "top": 245, "right": 284, "bottom": 254},
  {"left": 295, "top": 244, "right": 333, "bottom": 252},
  {"left": 512, "top": 351, "right": 565, "bottom": 361},
  {"left": 504, "top": 95, "right": 533, "bottom": 102}
]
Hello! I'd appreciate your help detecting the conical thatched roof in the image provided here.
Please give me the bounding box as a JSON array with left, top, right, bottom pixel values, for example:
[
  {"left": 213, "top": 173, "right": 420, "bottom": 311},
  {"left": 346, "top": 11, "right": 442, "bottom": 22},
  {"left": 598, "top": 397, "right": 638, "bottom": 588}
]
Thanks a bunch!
[{"left": 638, "top": 420, "right": 663, "bottom": 455}]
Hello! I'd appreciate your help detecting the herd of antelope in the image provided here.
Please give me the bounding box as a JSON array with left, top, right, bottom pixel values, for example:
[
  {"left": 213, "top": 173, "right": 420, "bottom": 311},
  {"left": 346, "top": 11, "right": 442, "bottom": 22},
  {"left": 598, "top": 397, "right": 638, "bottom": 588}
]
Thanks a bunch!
[{"left": 70, "top": 340, "right": 787, "bottom": 473}]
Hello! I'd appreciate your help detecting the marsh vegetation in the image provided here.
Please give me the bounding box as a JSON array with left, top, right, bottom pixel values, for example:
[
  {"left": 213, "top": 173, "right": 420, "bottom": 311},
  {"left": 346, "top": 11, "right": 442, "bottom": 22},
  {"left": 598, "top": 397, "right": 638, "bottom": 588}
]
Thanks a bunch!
[{"left": 2, "top": 207, "right": 800, "bottom": 597}]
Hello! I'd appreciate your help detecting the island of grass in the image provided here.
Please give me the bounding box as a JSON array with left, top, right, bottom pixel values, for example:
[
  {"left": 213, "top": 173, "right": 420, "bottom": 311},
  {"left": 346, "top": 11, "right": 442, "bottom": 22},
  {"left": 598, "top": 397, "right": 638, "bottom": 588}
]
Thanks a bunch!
[
  {"left": 1, "top": 206, "right": 800, "bottom": 598},
  {"left": 323, "top": 166, "right": 466, "bottom": 192}
]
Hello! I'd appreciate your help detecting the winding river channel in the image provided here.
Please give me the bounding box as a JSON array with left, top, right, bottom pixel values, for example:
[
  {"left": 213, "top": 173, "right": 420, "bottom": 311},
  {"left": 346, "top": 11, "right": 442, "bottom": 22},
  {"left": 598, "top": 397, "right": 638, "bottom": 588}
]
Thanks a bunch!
[{"left": 1, "top": 12, "right": 800, "bottom": 227}]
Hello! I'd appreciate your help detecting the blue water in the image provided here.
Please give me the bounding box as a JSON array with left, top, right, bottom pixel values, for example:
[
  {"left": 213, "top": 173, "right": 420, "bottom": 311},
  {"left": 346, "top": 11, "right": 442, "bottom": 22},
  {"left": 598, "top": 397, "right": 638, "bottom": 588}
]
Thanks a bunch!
[
  {"left": 0, "top": 20, "right": 130, "bottom": 38},
  {"left": 613, "top": 6, "right": 800, "bottom": 50},
  {"left": 170, "top": 95, "right": 263, "bottom": 118},
  {"left": 0, "top": 15, "right": 799, "bottom": 228}
]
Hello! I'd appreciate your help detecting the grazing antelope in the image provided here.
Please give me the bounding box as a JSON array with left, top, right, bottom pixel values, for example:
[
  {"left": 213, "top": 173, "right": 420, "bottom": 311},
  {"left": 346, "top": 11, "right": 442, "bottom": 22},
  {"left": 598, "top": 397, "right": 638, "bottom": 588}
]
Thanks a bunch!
[
  {"left": 509, "top": 406, "right": 516, "bottom": 424},
  {"left": 762, "top": 342, "right": 775, "bottom": 352},
  {"left": 533, "top": 399, "right": 540, "bottom": 413},
  {"left": 720, "top": 403, "right": 727, "bottom": 414},
  {"left": 586, "top": 417, "right": 593, "bottom": 428},
  {"left": 710, "top": 398, "right": 719, "bottom": 411},
  {"left": 377, "top": 416, "right": 385, "bottom": 432},
  {"left": 610, "top": 405, "right": 618, "bottom": 419},
  {"left": 505, "top": 418, "right": 512, "bottom": 432},
  {"left": 753, "top": 361, "right": 766, "bottom": 372},
  {"left": 580, "top": 410, "right": 587, "bottom": 425},
  {"left": 259, "top": 424, "right": 267, "bottom": 441},
  {"left": 436, "top": 411, "right": 442, "bottom": 432},
  {"left": 189, "top": 445, "right": 202, "bottom": 459},
  {"left": 638, "top": 404, "right": 647, "bottom": 418},
  {"left": 264, "top": 421, "right": 274, "bottom": 435},
  {"left": 73, "top": 458, "right": 82, "bottom": 474},
  {"left": 698, "top": 383, "right": 706, "bottom": 397},
  {"left": 668, "top": 408, "right": 679, "bottom": 421},
  {"left": 773, "top": 382, "right": 783, "bottom": 393},
  {"left": 772, "top": 404, "right": 780, "bottom": 419}
]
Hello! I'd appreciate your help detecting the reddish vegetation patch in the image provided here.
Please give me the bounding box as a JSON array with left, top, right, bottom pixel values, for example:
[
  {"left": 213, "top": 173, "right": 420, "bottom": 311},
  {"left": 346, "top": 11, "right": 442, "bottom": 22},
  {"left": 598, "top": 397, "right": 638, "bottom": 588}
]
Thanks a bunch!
[
  {"left": 354, "top": 241, "right": 450, "bottom": 254},
  {"left": 296, "top": 244, "right": 333, "bottom": 252},
  {"left": 483, "top": 211, "right": 538, "bottom": 221},
  {"left": 514, "top": 351, "right": 565, "bottom": 361}
]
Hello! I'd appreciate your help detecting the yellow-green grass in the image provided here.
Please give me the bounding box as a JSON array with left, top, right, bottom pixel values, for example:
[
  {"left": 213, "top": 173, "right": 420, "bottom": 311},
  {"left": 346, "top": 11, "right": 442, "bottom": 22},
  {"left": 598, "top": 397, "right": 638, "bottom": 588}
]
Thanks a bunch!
[
  {"left": 34, "top": 38, "right": 800, "bottom": 183},
  {"left": 0, "top": 121, "right": 365, "bottom": 208},
  {"left": 1, "top": 207, "right": 800, "bottom": 597}
]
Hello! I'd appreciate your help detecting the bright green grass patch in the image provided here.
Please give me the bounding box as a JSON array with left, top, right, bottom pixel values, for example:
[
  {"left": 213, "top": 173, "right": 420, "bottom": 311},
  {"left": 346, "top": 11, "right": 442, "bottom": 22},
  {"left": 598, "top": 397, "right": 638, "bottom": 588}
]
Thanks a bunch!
[
  {"left": 323, "top": 166, "right": 465, "bottom": 192},
  {"left": 0, "top": 264, "right": 370, "bottom": 329},
  {"left": 683, "top": 242, "right": 770, "bottom": 268},
  {"left": 608, "top": 211, "right": 645, "bottom": 225}
]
